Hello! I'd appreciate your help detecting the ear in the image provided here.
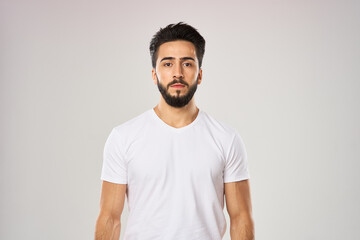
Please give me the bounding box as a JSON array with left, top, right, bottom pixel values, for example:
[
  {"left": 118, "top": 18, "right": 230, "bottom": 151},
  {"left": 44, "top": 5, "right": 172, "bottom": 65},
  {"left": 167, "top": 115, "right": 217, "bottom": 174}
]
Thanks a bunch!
[
  {"left": 197, "top": 68, "right": 203, "bottom": 85},
  {"left": 152, "top": 68, "right": 157, "bottom": 85}
]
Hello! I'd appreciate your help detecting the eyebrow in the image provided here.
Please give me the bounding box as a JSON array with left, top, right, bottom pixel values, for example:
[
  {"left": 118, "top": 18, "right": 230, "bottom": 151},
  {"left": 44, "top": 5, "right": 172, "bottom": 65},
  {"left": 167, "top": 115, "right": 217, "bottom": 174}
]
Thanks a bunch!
[{"left": 160, "top": 57, "right": 195, "bottom": 62}]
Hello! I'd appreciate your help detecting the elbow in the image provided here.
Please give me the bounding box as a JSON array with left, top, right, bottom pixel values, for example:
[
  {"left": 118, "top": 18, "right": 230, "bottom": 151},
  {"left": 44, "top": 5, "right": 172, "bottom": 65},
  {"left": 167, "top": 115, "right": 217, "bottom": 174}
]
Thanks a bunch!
[
  {"left": 229, "top": 215, "right": 255, "bottom": 240},
  {"left": 95, "top": 214, "right": 122, "bottom": 239},
  {"left": 96, "top": 213, "right": 121, "bottom": 229},
  {"left": 230, "top": 213, "right": 254, "bottom": 229}
]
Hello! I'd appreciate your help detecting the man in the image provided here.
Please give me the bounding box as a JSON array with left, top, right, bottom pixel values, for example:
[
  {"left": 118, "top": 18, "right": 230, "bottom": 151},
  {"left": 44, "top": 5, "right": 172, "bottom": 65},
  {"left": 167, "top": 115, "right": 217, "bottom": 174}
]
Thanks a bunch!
[{"left": 95, "top": 22, "right": 254, "bottom": 240}]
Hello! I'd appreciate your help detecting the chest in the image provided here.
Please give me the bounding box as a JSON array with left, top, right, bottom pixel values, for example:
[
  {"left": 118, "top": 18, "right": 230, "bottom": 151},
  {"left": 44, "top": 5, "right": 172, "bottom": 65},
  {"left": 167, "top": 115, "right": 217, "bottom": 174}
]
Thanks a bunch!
[{"left": 126, "top": 131, "right": 225, "bottom": 185}]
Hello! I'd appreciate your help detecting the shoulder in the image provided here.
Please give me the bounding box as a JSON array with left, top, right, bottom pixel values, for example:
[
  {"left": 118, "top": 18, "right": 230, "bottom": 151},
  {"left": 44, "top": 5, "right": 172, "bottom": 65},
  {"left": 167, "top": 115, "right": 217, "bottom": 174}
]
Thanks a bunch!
[
  {"left": 200, "top": 110, "right": 240, "bottom": 140},
  {"left": 200, "top": 110, "right": 247, "bottom": 161},
  {"left": 112, "top": 109, "right": 152, "bottom": 139}
]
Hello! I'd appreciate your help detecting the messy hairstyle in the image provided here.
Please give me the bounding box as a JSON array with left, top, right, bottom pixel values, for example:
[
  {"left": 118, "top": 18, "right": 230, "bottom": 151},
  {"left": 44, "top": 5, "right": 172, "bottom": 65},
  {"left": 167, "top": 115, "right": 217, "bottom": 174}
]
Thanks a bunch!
[{"left": 149, "top": 22, "right": 206, "bottom": 69}]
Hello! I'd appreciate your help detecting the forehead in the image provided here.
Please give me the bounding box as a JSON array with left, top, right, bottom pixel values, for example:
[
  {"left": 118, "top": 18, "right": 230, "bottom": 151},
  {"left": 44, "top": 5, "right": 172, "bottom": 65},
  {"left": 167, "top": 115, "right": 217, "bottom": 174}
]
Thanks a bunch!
[{"left": 157, "top": 40, "right": 197, "bottom": 60}]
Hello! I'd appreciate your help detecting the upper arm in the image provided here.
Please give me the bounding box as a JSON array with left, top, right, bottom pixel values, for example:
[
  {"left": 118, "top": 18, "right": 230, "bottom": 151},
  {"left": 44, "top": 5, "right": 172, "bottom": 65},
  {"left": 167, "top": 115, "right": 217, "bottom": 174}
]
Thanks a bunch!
[
  {"left": 98, "top": 180, "right": 127, "bottom": 222},
  {"left": 224, "top": 179, "right": 253, "bottom": 220}
]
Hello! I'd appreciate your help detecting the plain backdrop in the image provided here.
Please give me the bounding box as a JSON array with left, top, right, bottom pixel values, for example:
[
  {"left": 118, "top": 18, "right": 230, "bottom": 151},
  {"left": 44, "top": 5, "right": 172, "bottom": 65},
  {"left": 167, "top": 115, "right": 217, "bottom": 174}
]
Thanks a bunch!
[{"left": 1, "top": 0, "right": 359, "bottom": 239}]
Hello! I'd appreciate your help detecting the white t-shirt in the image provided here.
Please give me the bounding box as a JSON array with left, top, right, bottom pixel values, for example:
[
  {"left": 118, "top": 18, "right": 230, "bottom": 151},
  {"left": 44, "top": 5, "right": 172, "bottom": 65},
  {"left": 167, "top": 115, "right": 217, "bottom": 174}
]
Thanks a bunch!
[{"left": 100, "top": 108, "right": 250, "bottom": 240}]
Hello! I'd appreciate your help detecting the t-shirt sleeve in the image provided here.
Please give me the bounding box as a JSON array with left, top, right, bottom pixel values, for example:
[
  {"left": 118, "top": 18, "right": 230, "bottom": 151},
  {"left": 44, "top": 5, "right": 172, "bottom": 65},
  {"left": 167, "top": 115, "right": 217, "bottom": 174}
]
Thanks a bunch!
[
  {"left": 223, "top": 131, "right": 250, "bottom": 183},
  {"left": 100, "top": 128, "right": 128, "bottom": 184}
]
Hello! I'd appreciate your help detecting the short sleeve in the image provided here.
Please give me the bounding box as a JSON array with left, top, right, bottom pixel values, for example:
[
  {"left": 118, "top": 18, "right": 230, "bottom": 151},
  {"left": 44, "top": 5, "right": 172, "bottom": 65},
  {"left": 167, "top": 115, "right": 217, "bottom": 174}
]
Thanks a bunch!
[
  {"left": 223, "top": 131, "right": 250, "bottom": 183},
  {"left": 100, "top": 128, "right": 128, "bottom": 184}
]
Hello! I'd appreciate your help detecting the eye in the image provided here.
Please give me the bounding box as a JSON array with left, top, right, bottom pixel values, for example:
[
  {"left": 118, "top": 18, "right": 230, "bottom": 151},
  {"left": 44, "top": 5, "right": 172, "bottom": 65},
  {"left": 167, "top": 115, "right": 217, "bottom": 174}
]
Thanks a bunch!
[
  {"left": 184, "top": 62, "right": 192, "bottom": 67},
  {"left": 164, "top": 62, "right": 172, "bottom": 67}
]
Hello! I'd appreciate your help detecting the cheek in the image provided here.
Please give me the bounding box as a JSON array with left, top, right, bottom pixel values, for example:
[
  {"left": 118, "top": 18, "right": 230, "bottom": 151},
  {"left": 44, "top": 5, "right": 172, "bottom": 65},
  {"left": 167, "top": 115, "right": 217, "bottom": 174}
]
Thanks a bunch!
[
  {"left": 155, "top": 72, "right": 170, "bottom": 84},
  {"left": 157, "top": 70, "right": 172, "bottom": 80},
  {"left": 185, "top": 69, "right": 198, "bottom": 78}
]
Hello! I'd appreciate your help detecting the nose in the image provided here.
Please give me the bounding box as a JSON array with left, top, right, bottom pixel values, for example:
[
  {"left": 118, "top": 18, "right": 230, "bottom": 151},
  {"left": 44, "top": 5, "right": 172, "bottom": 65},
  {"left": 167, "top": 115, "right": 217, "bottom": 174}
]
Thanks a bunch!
[{"left": 173, "top": 62, "right": 183, "bottom": 79}]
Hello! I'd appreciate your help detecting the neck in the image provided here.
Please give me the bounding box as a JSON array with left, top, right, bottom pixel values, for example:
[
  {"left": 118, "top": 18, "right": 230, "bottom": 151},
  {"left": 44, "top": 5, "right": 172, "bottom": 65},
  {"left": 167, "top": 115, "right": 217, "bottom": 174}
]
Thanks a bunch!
[{"left": 153, "top": 98, "right": 199, "bottom": 128}]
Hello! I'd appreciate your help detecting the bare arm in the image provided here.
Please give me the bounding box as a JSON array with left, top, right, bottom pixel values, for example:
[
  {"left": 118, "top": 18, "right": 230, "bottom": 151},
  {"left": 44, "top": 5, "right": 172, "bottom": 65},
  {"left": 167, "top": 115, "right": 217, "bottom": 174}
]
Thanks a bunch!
[
  {"left": 94, "top": 181, "right": 127, "bottom": 240},
  {"left": 225, "top": 179, "right": 254, "bottom": 240}
]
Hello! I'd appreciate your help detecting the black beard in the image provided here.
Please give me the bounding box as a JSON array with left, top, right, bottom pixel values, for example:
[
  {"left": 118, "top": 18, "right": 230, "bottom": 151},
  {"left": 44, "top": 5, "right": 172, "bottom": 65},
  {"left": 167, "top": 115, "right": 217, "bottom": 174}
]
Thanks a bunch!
[{"left": 156, "top": 74, "right": 198, "bottom": 108}]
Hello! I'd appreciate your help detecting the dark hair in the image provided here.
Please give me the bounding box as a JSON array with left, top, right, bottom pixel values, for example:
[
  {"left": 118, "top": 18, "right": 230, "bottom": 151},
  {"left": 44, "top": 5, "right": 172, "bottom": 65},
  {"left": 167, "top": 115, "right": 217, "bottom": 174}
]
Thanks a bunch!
[{"left": 149, "top": 22, "right": 206, "bottom": 69}]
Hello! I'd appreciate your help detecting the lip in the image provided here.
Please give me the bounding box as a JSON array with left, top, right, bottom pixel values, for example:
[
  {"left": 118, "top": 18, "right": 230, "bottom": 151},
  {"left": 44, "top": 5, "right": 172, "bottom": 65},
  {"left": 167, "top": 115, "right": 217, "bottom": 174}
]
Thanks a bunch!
[{"left": 171, "top": 84, "right": 185, "bottom": 88}]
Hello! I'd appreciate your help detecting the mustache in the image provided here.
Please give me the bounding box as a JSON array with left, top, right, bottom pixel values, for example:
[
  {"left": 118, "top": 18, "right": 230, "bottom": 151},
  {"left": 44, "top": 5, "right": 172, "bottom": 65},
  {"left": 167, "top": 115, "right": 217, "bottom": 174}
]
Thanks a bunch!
[
  {"left": 154, "top": 73, "right": 188, "bottom": 88},
  {"left": 168, "top": 79, "right": 188, "bottom": 88}
]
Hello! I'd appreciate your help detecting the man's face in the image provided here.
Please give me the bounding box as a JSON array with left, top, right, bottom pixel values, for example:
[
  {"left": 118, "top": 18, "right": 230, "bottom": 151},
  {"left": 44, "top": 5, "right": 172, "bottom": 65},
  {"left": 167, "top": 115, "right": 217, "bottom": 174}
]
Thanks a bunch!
[{"left": 152, "top": 40, "right": 202, "bottom": 108}]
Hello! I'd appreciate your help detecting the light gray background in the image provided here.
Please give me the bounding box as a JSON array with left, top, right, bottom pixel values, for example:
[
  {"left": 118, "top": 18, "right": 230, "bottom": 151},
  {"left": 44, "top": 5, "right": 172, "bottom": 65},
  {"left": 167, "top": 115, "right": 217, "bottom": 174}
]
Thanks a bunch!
[{"left": 1, "top": 0, "right": 359, "bottom": 239}]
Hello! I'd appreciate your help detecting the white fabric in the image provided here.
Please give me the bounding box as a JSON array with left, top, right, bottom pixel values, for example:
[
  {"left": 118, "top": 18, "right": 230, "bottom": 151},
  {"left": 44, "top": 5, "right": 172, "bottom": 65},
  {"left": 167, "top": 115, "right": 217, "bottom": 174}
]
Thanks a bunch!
[{"left": 100, "top": 108, "right": 250, "bottom": 240}]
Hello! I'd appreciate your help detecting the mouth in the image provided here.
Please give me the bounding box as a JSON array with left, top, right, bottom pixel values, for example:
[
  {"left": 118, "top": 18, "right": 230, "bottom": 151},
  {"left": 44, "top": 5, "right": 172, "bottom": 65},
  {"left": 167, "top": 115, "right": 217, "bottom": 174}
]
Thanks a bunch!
[{"left": 170, "top": 84, "right": 185, "bottom": 88}]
